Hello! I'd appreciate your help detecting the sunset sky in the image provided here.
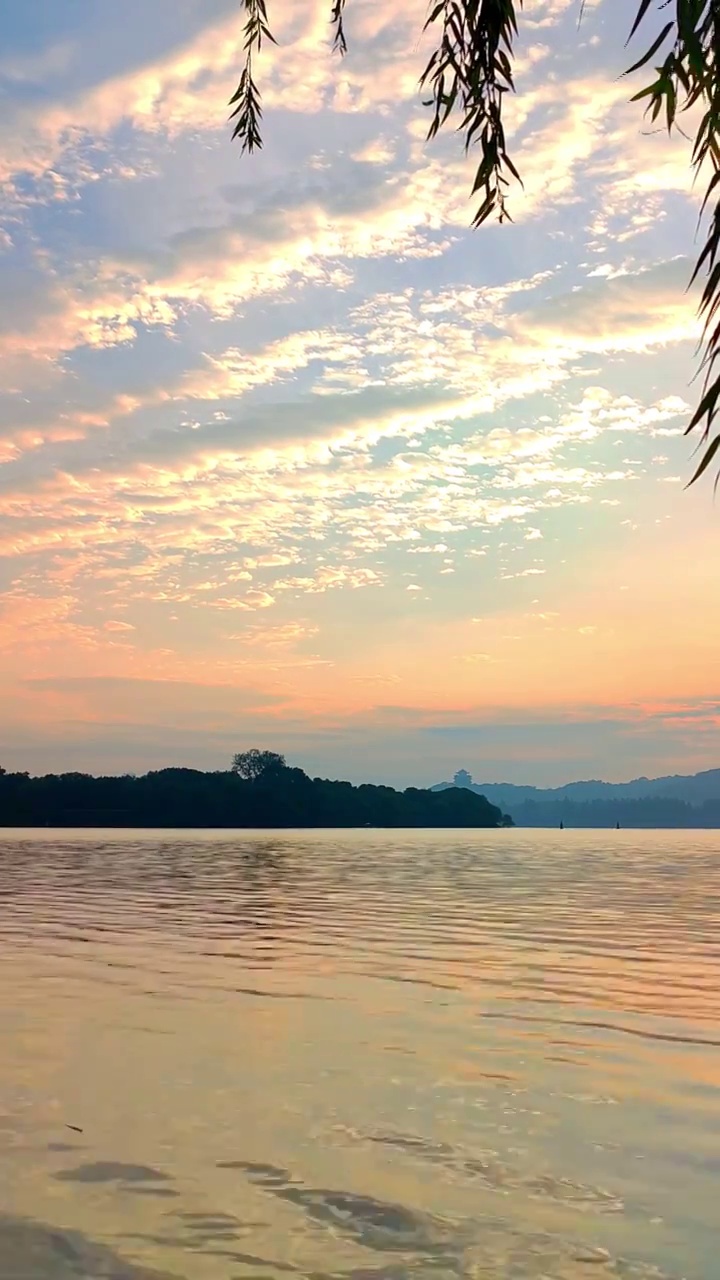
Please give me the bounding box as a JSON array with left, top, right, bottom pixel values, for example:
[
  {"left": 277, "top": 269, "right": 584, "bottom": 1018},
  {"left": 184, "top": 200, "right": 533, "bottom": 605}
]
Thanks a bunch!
[{"left": 0, "top": 0, "right": 718, "bottom": 786}]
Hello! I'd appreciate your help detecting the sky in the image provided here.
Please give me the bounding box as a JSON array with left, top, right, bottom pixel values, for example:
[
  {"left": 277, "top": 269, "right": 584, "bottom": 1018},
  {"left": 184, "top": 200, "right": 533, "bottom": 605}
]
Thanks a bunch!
[{"left": 0, "top": 0, "right": 718, "bottom": 787}]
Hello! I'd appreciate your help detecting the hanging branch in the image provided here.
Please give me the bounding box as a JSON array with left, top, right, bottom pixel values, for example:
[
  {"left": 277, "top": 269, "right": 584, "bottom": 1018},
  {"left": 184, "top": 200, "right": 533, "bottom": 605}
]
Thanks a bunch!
[
  {"left": 227, "top": 0, "right": 720, "bottom": 484},
  {"left": 228, "top": 0, "right": 276, "bottom": 152}
]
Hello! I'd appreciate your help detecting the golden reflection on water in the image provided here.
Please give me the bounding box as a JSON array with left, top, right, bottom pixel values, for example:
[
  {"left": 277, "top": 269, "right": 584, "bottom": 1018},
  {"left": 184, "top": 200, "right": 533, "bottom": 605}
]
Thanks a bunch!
[{"left": 0, "top": 828, "right": 719, "bottom": 1279}]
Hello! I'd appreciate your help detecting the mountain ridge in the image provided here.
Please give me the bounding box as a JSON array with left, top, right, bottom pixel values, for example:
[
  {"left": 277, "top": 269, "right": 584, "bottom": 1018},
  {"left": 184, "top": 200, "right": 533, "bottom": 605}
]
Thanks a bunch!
[{"left": 431, "top": 767, "right": 720, "bottom": 827}]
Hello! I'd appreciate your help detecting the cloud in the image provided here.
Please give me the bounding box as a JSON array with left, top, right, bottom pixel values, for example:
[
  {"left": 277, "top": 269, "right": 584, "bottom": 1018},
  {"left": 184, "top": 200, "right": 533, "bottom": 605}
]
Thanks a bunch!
[
  {"left": 107, "top": 166, "right": 428, "bottom": 314},
  {"left": 216, "top": 590, "right": 276, "bottom": 611},
  {"left": 0, "top": 0, "right": 715, "bottom": 784},
  {"left": 517, "top": 259, "right": 698, "bottom": 353},
  {"left": 26, "top": 674, "right": 284, "bottom": 704},
  {"left": 0, "top": 256, "right": 177, "bottom": 373},
  {"left": 18, "top": 674, "right": 292, "bottom": 740},
  {"left": 4, "top": 688, "right": 719, "bottom": 786}
]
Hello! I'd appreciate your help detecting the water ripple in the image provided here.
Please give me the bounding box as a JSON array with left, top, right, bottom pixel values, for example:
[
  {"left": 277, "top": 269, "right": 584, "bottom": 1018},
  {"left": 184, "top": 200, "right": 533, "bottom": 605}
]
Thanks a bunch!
[{"left": 0, "top": 828, "right": 718, "bottom": 1280}]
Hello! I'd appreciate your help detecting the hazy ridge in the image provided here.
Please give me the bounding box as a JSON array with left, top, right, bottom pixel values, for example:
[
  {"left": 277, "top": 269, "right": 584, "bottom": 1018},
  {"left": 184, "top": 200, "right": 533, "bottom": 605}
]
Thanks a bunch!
[{"left": 432, "top": 768, "right": 720, "bottom": 827}]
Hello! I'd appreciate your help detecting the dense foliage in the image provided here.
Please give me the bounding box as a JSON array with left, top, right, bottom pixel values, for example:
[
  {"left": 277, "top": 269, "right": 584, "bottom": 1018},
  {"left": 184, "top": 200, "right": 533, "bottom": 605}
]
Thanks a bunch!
[
  {"left": 0, "top": 762, "right": 510, "bottom": 828},
  {"left": 230, "top": 0, "right": 720, "bottom": 483}
]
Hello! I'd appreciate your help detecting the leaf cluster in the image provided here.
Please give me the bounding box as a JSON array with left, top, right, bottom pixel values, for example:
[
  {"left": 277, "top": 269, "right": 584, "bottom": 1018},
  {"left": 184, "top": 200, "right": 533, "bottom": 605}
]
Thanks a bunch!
[{"left": 626, "top": 1, "right": 720, "bottom": 484}]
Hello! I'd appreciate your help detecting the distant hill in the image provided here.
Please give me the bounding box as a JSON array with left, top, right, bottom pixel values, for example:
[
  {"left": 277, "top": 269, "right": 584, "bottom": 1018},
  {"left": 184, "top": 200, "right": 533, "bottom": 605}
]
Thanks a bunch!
[{"left": 431, "top": 768, "right": 720, "bottom": 828}]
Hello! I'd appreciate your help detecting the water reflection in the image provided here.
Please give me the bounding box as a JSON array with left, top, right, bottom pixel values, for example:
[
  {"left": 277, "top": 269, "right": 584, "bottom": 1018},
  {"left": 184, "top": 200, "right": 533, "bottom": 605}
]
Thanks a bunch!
[
  {"left": 363, "top": 1130, "right": 623, "bottom": 1210},
  {"left": 221, "top": 1162, "right": 468, "bottom": 1257},
  {"left": 54, "top": 1162, "right": 173, "bottom": 1184},
  {"left": 0, "top": 1211, "right": 179, "bottom": 1279},
  {"left": 0, "top": 829, "right": 718, "bottom": 1279}
]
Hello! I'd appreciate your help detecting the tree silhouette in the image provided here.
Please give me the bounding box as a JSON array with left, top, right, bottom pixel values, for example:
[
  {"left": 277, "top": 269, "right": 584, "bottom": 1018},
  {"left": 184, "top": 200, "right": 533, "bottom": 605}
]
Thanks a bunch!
[
  {"left": 230, "top": 748, "right": 287, "bottom": 781},
  {"left": 0, "top": 760, "right": 510, "bottom": 827},
  {"left": 229, "top": 1, "right": 720, "bottom": 485}
]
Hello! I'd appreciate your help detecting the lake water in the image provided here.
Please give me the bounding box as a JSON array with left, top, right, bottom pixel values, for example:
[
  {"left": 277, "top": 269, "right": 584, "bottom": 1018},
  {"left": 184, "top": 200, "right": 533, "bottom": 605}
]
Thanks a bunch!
[{"left": 0, "top": 829, "right": 719, "bottom": 1280}]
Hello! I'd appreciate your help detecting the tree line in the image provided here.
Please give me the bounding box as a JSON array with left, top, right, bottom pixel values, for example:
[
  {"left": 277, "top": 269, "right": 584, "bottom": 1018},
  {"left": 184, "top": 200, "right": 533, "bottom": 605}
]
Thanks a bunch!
[
  {"left": 0, "top": 754, "right": 511, "bottom": 829},
  {"left": 512, "top": 796, "right": 720, "bottom": 829}
]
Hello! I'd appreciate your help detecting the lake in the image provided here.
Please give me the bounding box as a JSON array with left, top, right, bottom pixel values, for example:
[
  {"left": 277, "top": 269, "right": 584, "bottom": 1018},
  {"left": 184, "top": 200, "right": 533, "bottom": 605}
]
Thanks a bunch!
[{"left": 0, "top": 828, "right": 718, "bottom": 1280}]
